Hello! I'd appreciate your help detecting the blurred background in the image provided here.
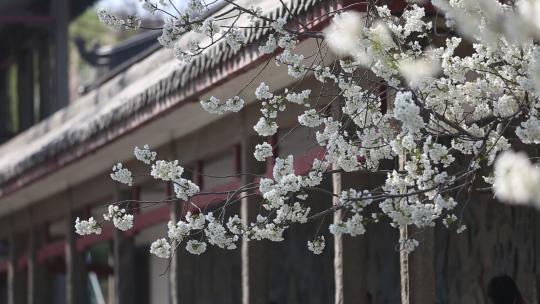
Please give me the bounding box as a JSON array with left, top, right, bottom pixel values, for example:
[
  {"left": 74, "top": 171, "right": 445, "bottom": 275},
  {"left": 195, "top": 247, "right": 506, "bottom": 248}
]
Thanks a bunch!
[{"left": 0, "top": 1, "right": 537, "bottom": 304}]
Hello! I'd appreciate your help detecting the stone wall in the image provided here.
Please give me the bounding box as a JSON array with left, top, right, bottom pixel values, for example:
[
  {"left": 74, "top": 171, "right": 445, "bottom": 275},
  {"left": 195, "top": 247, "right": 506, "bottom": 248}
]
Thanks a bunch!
[{"left": 436, "top": 194, "right": 537, "bottom": 304}]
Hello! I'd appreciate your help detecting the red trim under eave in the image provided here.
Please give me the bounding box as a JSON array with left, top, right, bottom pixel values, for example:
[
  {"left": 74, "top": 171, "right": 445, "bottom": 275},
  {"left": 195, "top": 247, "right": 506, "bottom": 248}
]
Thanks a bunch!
[{"left": 0, "top": 1, "right": 340, "bottom": 201}]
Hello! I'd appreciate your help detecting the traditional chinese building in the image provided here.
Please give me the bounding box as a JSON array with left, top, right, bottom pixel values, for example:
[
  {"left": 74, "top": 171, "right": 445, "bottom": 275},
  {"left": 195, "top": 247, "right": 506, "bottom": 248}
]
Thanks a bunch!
[{"left": 0, "top": 0, "right": 538, "bottom": 304}]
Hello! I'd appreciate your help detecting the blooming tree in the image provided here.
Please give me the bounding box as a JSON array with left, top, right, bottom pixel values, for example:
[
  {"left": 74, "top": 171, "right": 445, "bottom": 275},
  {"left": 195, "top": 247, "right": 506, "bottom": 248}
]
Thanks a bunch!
[{"left": 78, "top": 0, "right": 540, "bottom": 290}]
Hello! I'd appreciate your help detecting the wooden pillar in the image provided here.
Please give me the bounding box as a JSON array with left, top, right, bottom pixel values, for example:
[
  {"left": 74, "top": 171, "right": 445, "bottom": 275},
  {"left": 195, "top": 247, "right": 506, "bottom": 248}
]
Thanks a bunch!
[
  {"left": 169, "top": 195, "right": 180, "bottom": 304},
  {"left": 113, "top": 230, "right": 135, "bottom": 304},
  {"left": 16, "top": 47, "right": 34, "bottom": 131},
  {"left": 333, "top": 164, "right": 344, "bottom": 304},
  {"left": 331, "top": 93, "right": 345, "bottom": 304},
  {"left": 399, "top": 146, "right": 436, "bottom": 304},
  {"left": 240, "top": 112, "right": 268, "bottom": 304},
  {"left": 406, "top": 227, "right": 436, "bottom": 303},
  {"left": 65, "top": 197, "right": 88, "bottom": 304},
  {"left": 341, "top": 172, "right": 370, "bottom": 304},
  {"left": 399, "top": 226, "right": 411, "bottom": 304},
  {"left": 167, "top": 141, "right": 180, "bottom": 304},
  {"left": 399, "top": 225, "right": 436, "bottom": 304},
  {"left": 343, "top": 235, "right": 368, "bottom": 303},
  {"left": 113, "top": 190, "right": 135, "bottom": 304},
  {"left": 7, "top": 229, "right": 25, "bottom": 304},
  {"left": 51, "top": 0, "right": 70, "bottom": 109},
  {"left": 536, "top": 212, "right": 540, "bottom": 304},
  {"left": 27, "top": 220, "right": 50, "bottom": 304},
  {"left": 38, "top": 34, "right": 52, "bottom": 120},
  {"left": 175, "top": 188, "right": 196, "bottom": 304}
]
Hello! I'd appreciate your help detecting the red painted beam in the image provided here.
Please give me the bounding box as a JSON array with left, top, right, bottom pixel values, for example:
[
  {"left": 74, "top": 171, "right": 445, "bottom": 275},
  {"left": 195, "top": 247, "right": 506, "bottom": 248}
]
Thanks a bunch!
[
  {"left": 87, "top": 263, "right": 114, "bottom": 276},
  {"left": 387, "top": 1, "right": 437, "bottom": 14},
  {"left": 75, "top": 179, "right": 242, "bottom": 247},
  {"left": 265, "top": 146, "right": 326, "bottom": 178},
  {"left": 234, "top": 144, "right": 242, "bottom": 174},
  {"left": 294, "top": 147, "right": 326, "bottom": 175},
  {"left": 76, "top": 224, "right": 114, "bottom": 252},
  {"left": 42, "top": 148, "right": 325, "bottom": 255},
  {"left": 4, "top": 241, "right": 68, "bottom": 270},
  {"left": 17, "top": 253, "right": 28, "bottom": 270},
  {"left": 341, "top": 0, "right": 435, "bottom": 14},
  {"left": 187, "top": 179, "right": 242, "bottom": 215},
  {"left": 0, "top": 15, "right": 54, "bottom": 25},
  {"left": 37, "top": 240, "right": 66, "bottom": 263},
  {"left": 378, "top": 84, "right": 388, "bottom": 114},
  {"left": 266, "top": 134, "right": 279, "bottom": 176},
  {"left": 0, "top": 148, "right": 329, "bottom": 273},
  {"left": 132, "top": 186, "right": 142, "bottom": 214},
  {"left": 129, "top": 205, "right": 171, "bottom": 235},
  {"left": 195, "top": 160, "right": 204, "bottom": 190}
]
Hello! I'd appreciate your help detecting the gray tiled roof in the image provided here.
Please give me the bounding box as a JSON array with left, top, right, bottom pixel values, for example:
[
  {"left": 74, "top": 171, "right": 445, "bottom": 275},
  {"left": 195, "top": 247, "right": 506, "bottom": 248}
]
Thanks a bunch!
[{"left": 0, "top": 0, "right": 327, "bottom": 186}]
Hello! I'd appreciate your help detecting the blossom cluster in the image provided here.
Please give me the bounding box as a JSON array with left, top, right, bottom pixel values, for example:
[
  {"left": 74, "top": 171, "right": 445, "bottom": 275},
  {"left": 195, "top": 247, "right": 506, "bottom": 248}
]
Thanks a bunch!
[
  {"left": 103, "top": 205, "right": 134, "bottom": 231},
  {"left": 330, "top": 214, "right": 366, "bottom": 237},
  {"left": 75, "top": 217, "right": 101, "bottom": 235},
  {"left": 110, "top": 163, "right": 133, "bottom": 186},
  {"left": 87, "top": 0, "right": 540, "bottom": 258},
  {"left": 399, "top": 238, "right": 419, "bottom": 255},
  {"left": 494, "top": 150, "right": 540, "bottom": 207},
  {"left": 98, "top": 9, "right": 141, "bottom": 29},
  {"left": 76, "top": 146, "right": 200, "bottom": 241},
  {"left": 254, "top": 142, "right": 273, "bottom": 161},
  {"left": 307, "top": 236, "right": 326, "bottom": 255},
  {"left": 98, "top": 0, "right": 253, "bottom": 63},
  {"left": 200, "top": 96, "right": 245, "bottom": 114},
  {"left": 150, "top": 238, "right": 171, "bottom": 258},
  {"left": 134, "top": 145, "right": 156, "bottom": 164}
]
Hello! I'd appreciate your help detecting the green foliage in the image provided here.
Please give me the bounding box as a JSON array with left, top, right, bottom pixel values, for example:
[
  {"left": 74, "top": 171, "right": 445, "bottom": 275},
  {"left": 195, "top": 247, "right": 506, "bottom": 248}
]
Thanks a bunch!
[
  {"left": 68, "top": 6, "right": 142, "bottom": 91},
  {"left": 70, "top": 8, "right": 118, "bottom": 46},
  {"left": 8, "top": 65, "right": 18, "bottom": 133}
]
